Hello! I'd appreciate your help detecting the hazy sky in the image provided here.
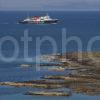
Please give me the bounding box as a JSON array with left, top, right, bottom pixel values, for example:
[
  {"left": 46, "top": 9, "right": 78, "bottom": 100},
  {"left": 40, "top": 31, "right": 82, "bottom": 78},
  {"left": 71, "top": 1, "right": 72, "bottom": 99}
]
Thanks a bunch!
[{"left": 0, "top": 0, "right": 100, "bottom": 11}]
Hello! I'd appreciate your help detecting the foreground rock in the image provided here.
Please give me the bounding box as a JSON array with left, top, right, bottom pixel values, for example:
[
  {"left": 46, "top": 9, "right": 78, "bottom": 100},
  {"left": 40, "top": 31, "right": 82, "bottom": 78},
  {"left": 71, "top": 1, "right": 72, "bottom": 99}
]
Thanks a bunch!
[
  {"left": 43, "top": 75, "right": 100, "bottom": 83},
  {"left": 20, "top": 64, "right": 32, "bottom": 68},
  {"left": 25, "top": 91, "right": 71, "bottom": 96},
  {"left": 0, "top": 82, "right": 62, "bottom": 88}
]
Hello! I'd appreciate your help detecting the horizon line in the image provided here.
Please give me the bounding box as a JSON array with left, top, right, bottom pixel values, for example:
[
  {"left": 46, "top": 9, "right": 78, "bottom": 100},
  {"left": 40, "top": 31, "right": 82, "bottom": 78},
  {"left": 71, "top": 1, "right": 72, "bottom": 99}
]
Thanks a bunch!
[{"left": 1, "top": 9, "right": 100, "bottom": 12}]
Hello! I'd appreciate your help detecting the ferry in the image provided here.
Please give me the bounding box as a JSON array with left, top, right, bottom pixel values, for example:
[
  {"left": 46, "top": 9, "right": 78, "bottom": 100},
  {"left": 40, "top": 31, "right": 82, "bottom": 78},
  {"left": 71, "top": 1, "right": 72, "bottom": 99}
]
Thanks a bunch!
[{"left": 19, "top": 14, "right": 59, "bottom": 24}]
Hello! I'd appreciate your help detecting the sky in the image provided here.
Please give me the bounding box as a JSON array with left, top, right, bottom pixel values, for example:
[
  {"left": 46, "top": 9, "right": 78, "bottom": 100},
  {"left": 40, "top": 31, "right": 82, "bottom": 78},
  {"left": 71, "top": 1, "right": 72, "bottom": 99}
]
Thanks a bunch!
[{"left": 0, "top": 0, "right": 100, "bottom": 11}]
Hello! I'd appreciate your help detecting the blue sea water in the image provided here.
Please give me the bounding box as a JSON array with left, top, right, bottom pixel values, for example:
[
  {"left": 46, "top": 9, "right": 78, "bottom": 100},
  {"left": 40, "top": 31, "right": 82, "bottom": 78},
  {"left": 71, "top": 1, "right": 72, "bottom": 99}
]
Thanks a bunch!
[{"left": 0, "top": 11, "right": 100, "bottom": 100}]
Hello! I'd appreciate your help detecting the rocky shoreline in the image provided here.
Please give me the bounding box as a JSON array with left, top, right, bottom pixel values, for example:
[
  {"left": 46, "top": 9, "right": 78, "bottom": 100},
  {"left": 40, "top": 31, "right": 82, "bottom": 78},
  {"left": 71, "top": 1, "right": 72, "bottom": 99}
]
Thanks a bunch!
[{"left": 0, "top": 52, "right": 100, "bottom": 96}]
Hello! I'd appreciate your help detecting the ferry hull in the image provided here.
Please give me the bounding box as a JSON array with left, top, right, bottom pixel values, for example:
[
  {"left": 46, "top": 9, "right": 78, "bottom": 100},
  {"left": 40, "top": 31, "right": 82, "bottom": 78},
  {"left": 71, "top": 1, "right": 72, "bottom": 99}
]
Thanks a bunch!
[{"left": 19, "top": 19, "right": 59, "bottom": 24}]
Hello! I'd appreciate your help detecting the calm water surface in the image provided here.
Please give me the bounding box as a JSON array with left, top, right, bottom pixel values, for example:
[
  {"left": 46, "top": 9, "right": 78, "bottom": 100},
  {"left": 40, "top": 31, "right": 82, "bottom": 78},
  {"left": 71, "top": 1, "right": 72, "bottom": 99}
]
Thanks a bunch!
[{"left": 0, "top": 11, "right": 100, "bottom": 100}]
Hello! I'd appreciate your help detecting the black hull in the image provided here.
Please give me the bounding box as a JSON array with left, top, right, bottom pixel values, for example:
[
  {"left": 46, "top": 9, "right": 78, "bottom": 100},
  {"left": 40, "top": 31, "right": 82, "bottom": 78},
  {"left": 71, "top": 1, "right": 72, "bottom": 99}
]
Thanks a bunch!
[
  {"left": 44, "top": 20, "right": 59, "bottom": 24},
  {"left": 18, "top": 21, "right": 29, "bottom": 24}
]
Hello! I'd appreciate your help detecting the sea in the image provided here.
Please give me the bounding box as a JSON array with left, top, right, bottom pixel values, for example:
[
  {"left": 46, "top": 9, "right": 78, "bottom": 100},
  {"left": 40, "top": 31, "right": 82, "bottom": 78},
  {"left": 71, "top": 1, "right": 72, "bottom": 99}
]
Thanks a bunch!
[{"left": 0, "top": 11, "right": 100, "bottom": 100}]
